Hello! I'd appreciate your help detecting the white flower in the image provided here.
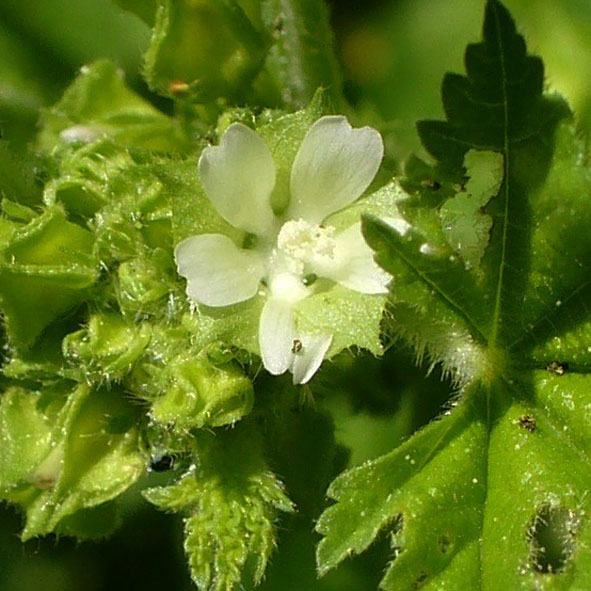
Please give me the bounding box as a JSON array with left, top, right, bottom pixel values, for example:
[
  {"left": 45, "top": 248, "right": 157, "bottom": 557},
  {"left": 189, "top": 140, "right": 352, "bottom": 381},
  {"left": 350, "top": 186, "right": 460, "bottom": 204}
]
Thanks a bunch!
[{"left": 175, "top": 116, "right": 390, "bottom": 384}]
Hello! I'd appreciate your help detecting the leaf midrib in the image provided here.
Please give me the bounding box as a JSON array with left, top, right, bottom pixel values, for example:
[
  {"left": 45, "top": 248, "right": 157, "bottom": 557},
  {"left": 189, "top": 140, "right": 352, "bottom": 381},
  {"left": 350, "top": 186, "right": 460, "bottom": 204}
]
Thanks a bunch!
[
  {"left": 489, "top": 5, "right": 511, "bottom": 350},
  {"left": 480, "top": 3, "right": 509, "bottom": 589}
]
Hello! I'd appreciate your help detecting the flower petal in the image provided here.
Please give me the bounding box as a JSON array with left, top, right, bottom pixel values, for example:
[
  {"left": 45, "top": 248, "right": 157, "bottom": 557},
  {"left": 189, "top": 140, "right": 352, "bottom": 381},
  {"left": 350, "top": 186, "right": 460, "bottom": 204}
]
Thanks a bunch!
[
  {"left": 259, "top": 298, "right": 297, "bottom": 375},
  {"left": 290, "top": 333, "right": 333, "bottom": 385},
  {"left": 175, "top": 234, "right": 264, "bottom": 307},
  {"left": 289, "top": 116, "right": 383, "bottom": 223},
  {"left": 311, "top": 223, "right": 391, "bottom": 294},
  {"left": 199, "top": 123, "right": 276, "bottom": 236}
]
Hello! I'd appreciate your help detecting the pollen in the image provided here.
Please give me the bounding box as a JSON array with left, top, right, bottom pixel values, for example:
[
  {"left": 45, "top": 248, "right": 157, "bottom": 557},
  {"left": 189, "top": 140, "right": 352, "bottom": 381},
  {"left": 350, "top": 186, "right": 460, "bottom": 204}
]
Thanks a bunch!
[{"left": 277, "top": 219, "right": 336, "bottom": 263}]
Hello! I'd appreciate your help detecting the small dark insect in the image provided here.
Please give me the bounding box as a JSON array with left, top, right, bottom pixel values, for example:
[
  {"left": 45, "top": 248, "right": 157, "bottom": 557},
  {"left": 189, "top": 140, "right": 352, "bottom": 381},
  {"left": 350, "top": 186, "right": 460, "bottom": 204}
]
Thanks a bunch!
[
  {"left": 420, "top": 179, "right": 441, "bottom": 190},
  {"left": 546, "top": 361, "right": 569, "bottom": 376},
  {"left": 291, "top": 339, "right": 302, "bottom": 354},
  {"left": 150, "top": 454, "right": 175, "bottom": 472},
  {"left": 518, "top": 414, "right": 537, "bottom": 432}
]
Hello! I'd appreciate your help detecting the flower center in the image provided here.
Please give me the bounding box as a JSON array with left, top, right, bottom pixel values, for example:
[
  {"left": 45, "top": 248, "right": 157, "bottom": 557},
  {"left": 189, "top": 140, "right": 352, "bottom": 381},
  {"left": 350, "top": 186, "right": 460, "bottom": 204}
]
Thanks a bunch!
[
  {"left": 277, "top": 219, "right": 336, "bottom": 267},
  {"left": 265, "top": 220, "right": 337, "bottom": 299}
]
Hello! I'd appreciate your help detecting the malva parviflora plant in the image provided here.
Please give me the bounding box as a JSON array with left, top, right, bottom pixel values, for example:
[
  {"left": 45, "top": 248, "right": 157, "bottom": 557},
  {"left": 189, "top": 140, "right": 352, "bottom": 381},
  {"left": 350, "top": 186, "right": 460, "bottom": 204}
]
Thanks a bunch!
[{"left": 1, "top": 1, "right": 591, "bottom": 590}]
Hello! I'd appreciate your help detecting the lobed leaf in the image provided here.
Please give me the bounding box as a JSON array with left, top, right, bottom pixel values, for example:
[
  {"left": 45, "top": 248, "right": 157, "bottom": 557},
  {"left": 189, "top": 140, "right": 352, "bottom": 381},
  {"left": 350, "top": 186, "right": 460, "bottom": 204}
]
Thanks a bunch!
[{"left": 318, "top": 1, "right": 591, "bottom": 588}]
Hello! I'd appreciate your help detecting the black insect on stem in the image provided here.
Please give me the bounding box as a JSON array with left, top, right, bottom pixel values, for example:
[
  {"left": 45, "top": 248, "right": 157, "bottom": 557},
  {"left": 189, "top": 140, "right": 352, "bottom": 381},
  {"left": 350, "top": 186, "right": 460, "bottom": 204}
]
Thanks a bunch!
[{"left": 149, "top": 454, "right": 175, "bottom": 472}]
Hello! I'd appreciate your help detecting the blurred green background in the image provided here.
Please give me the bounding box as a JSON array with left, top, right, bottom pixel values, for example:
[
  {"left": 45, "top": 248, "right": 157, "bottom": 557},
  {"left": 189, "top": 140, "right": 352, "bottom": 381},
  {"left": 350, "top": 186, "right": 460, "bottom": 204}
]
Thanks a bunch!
[{"left": 1, "top": 0, "right": 590, "bottom": 589}]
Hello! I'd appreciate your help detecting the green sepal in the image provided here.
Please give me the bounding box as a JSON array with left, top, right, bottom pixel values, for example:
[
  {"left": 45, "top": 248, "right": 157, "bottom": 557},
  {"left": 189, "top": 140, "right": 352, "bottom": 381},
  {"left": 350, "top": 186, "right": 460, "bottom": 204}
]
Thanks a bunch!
[
  {"left": 124, "top": 320, "right": 254, "bottom": 431},
  {"left": 298, "top": 286, "right": 386, "bottom": 358},
  {"left": 0, "top": 206, "right": 98, "bottom": 348},
  {"left": 0, "top": 387, "right": 58, "bottom": 491},
  {"left": 116, "top": 249, "right": 175, "bottom": 317},
  {"left": 0, "top": 384, "right": 144, "bottom": 540},
  {"left": 2, "top": 197, "right": 37, "bottom": 223},
  {"left": 43, "top": 140, "right": 136, "bottom": 219},
  {"left": 2, "top": 317, "right": 77, "bottom": 382},
  {"left": 62, "top": 313, "right": 152, "bottom": 384},
  {"left": 144, "top": 0, "right": 268, "bottom": 102},
  {"left": 150, "top": 355, "right": 254, "bottom": 430},
  {"left": 37, "top": 60, "right": 186, "bottom": 153},
  {"left": 143, "top": 423, "right": 293, "bottom": 591}
]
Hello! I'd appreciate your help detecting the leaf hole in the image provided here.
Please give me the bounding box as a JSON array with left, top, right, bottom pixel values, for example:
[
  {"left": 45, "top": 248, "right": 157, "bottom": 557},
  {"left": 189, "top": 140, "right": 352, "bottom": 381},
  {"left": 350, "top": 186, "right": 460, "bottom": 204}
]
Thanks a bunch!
[{"left": 527, "top": 505, "right": 579, "bottom": 574}]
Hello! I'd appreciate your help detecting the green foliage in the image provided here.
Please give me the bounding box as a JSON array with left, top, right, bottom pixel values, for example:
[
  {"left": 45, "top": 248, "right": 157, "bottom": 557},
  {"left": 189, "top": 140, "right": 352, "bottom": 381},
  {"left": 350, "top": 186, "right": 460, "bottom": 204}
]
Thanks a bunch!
[
  {"left": 37, "top": 59, "right": 185, "bottom": 152},
  {"left": 143, "top": 0, "right": 268, "bottom": 102},
  {"left": 1, "top": 0, "right": 591, "bottom": 590},
  {"left": 317, "top": 1, "right": 591, "bottom": 588},
  {"left": 439, "top": 149, "right": 504, "bottom": 270},
  {"left": 143, "top": 424, "right": 294, "bottom": 591},
  {"left": 0, "top": 206, "right": 98, "bottom": 347},
  {"left": 0, "top": 384, "right": 144, "bottom": 540}
]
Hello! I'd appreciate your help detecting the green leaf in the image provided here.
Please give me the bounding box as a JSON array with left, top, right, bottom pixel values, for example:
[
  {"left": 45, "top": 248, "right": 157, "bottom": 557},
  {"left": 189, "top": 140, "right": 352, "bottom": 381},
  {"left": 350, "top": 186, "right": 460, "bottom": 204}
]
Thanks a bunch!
[
  {"left": 37, "top": 60, "right": 185, "bottom": 153},
  {"left": 0, "top": 384, "right": 144, "bottom": 540},
  {"left": 258, "top": 0, "right": 344, "bottom": 109},
  {"left": 144, "top": 0, "right": 268, "bottom": 101},
  {"left": 143, "top": 423, "right": 293, "bottom": 591},
  {"left": 0, "top": 387, "right": 56, "bottom": 490},
  {"left": 0, "top": 206, "right": 98, "bottom": 347},
  {"left": 318, "top": 1, "right": 591, "bottom": 587},
  {"left": 439, "top": 149, "right": 504, "bottom": 270}
]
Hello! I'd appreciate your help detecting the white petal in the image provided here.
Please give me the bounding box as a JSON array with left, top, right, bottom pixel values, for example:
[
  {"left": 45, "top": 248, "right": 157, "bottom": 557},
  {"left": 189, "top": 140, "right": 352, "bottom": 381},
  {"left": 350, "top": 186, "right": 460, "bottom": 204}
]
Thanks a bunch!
[
  {"left": 311, "top": 223, "right": 391, "bottom": 294},
  {"left": 175, "top": 234, "right": 264, "bottom": 307},
  {"left": 290, "top": 333, "right": 333, "bottom": 385},
  {"left": 259, "top": 298, "right": 297, "bottom": 376},
  {"left": 289, "top": 116, "right": 383, "bottom": 223},
  {"left": 199, "top": 123, "right": 276, "bottom": 236}
]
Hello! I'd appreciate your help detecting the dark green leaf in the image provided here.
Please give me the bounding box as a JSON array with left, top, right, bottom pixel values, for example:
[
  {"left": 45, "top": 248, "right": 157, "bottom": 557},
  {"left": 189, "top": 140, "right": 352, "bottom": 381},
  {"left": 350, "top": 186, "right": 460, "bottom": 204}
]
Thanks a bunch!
[{"left": 318, "top": 2, "right": 591, "bottom": 588}]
